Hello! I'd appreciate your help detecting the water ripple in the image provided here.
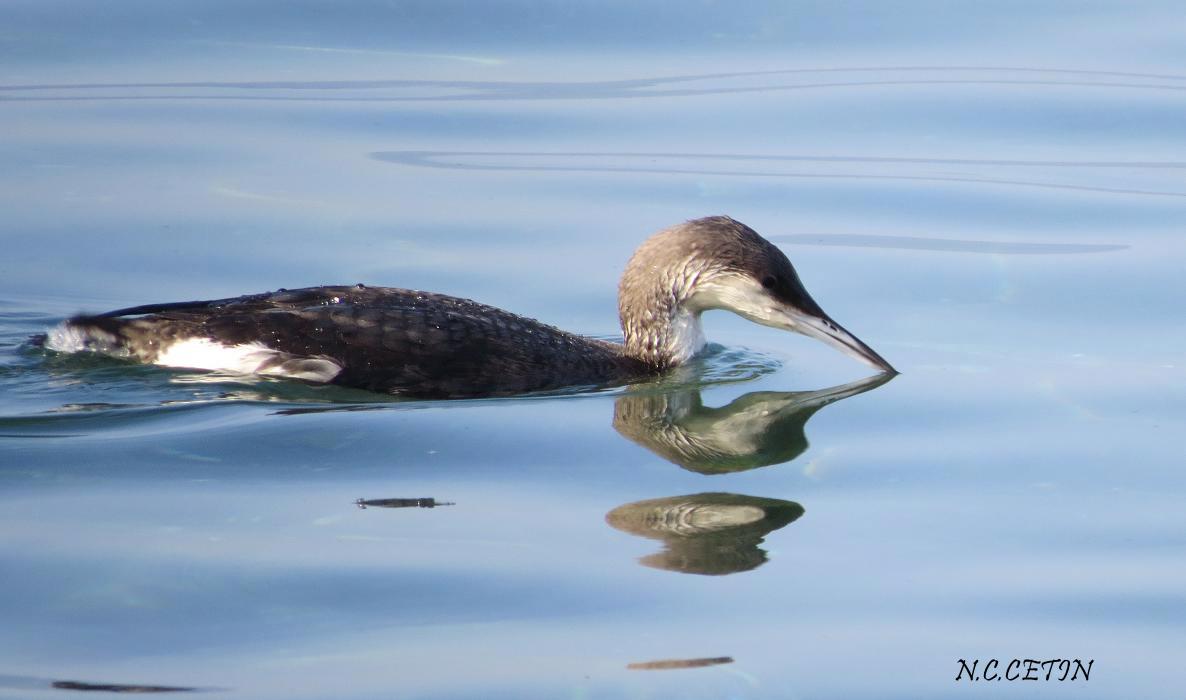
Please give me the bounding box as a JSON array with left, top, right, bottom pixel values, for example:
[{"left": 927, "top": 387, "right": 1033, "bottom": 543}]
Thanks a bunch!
[
  {"left": 371, "top": 150, "right": 1186, "bottom": 199},
  {"left": 4, "top": 66, "right": 1186, "bottom": 102},
  {"left": 775, "top": 233, "right": 1128, "bottom": 255}
]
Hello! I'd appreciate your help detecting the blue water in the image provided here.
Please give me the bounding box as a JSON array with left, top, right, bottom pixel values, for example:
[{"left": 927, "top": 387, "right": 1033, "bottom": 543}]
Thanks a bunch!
[{"left": 2, "top": 2, "right": 1185, "bottom": 698}]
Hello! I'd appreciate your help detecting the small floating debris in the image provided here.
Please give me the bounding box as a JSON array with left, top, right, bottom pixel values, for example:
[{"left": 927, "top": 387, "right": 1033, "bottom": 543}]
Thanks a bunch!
[
  {"left": 627, "top": 657, "right": 734, "bottom": 671},
  {"left": 355, "top": 497, "right": 455, "bottom": 509},
  {"left": 52, "top": 679, "right": 195, "bottom": 693}
]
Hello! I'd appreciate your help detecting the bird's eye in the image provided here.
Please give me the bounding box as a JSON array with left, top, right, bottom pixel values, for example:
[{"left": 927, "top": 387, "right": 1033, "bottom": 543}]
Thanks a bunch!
[{"left": 761, "top": 275, "right": 778, "bottom": 290}]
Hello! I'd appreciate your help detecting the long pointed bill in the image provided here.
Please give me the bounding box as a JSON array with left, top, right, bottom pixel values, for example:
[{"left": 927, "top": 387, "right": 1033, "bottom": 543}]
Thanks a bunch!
[
  {"left": 791, "top": 311, "right": 897, "bottom": 373},
  {"left": 702, "top": 272, "right": 897, "bottom": 373}
]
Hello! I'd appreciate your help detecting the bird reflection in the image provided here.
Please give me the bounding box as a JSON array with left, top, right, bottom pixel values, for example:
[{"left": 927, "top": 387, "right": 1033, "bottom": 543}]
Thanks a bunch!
[
  {"left": 606, "top": 492, "right": 803, "bottom": 575},
  {"left": 613, "top": 373, "right": 891, "bottom": 474}
]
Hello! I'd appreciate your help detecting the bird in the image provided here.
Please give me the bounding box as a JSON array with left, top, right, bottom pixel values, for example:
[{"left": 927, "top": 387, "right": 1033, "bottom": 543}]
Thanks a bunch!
[{"left": 42, "top": 216, "right": 895, "bottom": 398}]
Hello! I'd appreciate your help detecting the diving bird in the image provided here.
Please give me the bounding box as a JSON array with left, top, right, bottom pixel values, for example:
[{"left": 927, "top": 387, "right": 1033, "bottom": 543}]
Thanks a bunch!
[{"left": 43, "top": 216, "right": 895, "bottom": 398}]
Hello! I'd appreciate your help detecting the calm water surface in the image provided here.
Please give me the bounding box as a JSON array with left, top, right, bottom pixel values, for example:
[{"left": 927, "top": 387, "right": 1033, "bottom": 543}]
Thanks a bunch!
[{"left": 2, "top": 2, "right": 1185, "bottom": 698}]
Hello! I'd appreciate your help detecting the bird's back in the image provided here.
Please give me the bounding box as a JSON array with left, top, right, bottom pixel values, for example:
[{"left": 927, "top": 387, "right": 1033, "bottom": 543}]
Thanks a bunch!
[{"left": 55, "top": 285, "right": 648, "bottom": 398}]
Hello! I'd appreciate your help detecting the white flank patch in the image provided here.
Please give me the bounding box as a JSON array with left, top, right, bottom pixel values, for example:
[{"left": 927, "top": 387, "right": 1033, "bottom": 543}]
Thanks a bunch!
[
  {"left": 155, "top": 339, "right": 275, "bottom": 373},
  {"left": 155, "top": 338, "right": 341, "bottom": 383}
]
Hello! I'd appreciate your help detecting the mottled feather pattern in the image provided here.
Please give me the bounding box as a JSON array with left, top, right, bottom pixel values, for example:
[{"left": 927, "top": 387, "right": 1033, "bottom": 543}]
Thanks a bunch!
[{"left": 65, "top": 285, "right": 649, "bottom": 398}]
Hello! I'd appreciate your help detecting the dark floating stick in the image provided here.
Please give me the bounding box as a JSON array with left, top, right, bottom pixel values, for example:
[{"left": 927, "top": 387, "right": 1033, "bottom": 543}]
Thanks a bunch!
[
  {"left": 52, "top": 680, "right": 195, "bottom": 693},
  {"left": 627, "top": 657, "right": 734, "bottom": 670},
  {"left": 355, "top": 497, "right": 455, "bottom": 509}
]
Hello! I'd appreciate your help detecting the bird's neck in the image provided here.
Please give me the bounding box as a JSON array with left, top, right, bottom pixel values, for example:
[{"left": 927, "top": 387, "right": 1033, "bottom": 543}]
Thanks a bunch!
[
  {"left": 620, "top": 301, "right": 706, "bottom": 368},
  {"left": 617, "top": 233, "right": 720, "bottom": 369}
]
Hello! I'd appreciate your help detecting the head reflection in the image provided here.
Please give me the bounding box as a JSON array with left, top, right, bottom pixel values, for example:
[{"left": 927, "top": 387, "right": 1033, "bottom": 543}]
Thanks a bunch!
[
  {"left": 607, "top": 493, "right": 803, "bottom": 575},
  {"left": 612, "top": 372, "right": 891, "bottom": 474}
]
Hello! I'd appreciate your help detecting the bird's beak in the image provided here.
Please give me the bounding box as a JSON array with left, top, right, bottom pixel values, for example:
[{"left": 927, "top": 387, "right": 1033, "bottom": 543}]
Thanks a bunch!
[
  {"left": 784, "top": 309, "right": 897, "bottom": 374},
  {"left": 747, "top": 284, "right": 896, "bottom": 373},
  {"left": 696, "top": 273, "right": 898, "bottom": 373}
]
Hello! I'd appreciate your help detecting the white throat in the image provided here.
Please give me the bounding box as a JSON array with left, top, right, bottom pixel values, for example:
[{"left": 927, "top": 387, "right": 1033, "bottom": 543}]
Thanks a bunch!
[{"left": 663, "top": 307, "right": 707, "bottom": 365}]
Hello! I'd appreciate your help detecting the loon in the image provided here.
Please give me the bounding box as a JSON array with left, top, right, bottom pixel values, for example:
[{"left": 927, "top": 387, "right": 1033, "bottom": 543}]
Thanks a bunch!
[{"left": 43, "top": 216, "right": 895, "bottom": 398}]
